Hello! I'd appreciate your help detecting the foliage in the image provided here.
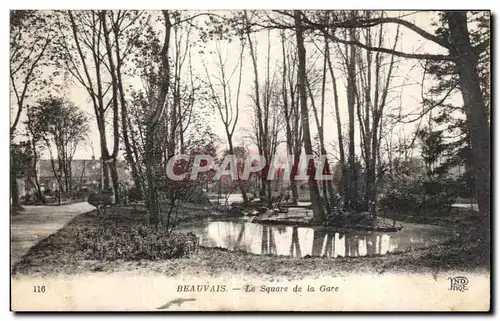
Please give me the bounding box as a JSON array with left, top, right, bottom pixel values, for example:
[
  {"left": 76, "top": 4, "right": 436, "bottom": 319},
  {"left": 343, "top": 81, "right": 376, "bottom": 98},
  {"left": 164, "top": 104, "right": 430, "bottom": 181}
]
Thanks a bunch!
[
  {"left": 380, "top": 175, "right": 457, "bottom": 216},
  {"left": 30, "top": 96, "right": 88, "bottom": 149},
  {"left": 127, "top": 186, "right": 144, "bottom": 203},
  {"left": 416, "top": 127, "right": 447, "bottom": 177},
  {"left": 427, "top": 11, "right": 490, "bottom": 108},
  {"left": 417, "top": 11, "right": 490, "bottom": 202},
  {"left": 11, "top": 141, "right": 33, "bottom": 179},
  {"left": 73, "top": 225, "right": 198, "bottom": 261},
  {"left": 28, "top": 96, "right": 88, "bottom": 193},
  {"left": 10, "top": 10, "right": 55, "bottom": 135}
]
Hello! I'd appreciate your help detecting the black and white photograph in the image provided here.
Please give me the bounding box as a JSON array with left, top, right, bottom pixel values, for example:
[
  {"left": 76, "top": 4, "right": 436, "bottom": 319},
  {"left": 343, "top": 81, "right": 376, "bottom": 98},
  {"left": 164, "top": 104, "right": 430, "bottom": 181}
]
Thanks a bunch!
[{"left": 9, "top": 9, "right": 491, "bottom": 311}]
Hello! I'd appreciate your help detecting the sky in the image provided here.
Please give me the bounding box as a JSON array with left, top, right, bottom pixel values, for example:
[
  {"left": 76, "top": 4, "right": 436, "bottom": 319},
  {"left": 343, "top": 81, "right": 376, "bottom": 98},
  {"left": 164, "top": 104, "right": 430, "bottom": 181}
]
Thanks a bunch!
[{"left": 11, "top": 10, "right": 464, "bottom": 162}]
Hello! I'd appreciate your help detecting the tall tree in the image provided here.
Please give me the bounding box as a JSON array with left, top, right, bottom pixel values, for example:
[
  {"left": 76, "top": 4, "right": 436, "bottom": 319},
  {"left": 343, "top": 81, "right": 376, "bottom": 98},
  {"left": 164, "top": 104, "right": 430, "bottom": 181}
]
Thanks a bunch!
[
  {"left": 107, "top": 10, "right": 147, "bottom": 196},
  {"left": 10, "top": 10, "right": 53, "bottom": 137},
  {"left": 294, "top": 10, "right": 325, "bottom": 222},
  {"left": 279, "top": 31, "right": 302, "bottom": 204},
  {"left": 144, "top": 10, "right": 172, "bottom": 226},
  {"left": 445, "top": 12, "right": 490, "bottom": 220},
  {"left": 244, "top": 11, "right": 269, "bottom": 199},
  {"left": 10, "top": 11, "right": 53, "bottom": 206},
  {"left": 341, "top": 19, "right": 359, "bottom": 211},
  {"left": 25, "top": 105, "right": 46, "bottom": 203},
  {"left": 56, "top": 11, "right": 117, "bottom": 197},
  {"left": 299, "top": 10, "right": 490, "bottom": 220},
  {"left": 201, "top": 39, "right": 249, "bottom": 204},
  {"left": 30, "top": 97, "right": 88, "bottom": 200},
  {"left": 325, "top": 33, "right": 348, "bottom": 205},
  {"left": 353, "top": 13, "right": 399, "bottom": 214}
]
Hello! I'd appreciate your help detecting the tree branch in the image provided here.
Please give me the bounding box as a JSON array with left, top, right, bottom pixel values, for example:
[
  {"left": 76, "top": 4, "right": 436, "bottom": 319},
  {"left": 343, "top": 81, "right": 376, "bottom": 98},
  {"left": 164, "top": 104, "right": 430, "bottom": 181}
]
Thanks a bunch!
[{"left": 323, "top": 30, "right": 457, "bottom": 61}]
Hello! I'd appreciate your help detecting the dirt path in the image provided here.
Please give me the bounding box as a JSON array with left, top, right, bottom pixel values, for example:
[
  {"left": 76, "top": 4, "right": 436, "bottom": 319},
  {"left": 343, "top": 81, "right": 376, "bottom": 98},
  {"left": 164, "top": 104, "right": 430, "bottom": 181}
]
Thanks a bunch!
[{"left": 10, "top": 202, "right": 95, "bottom": 269}]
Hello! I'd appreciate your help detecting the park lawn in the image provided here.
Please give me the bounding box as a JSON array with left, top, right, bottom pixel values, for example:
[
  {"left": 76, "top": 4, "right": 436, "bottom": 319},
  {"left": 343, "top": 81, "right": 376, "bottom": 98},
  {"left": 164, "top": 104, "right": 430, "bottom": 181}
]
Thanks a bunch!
[{"left": 12, "top": 205, "right": 490, "bottom": 279}]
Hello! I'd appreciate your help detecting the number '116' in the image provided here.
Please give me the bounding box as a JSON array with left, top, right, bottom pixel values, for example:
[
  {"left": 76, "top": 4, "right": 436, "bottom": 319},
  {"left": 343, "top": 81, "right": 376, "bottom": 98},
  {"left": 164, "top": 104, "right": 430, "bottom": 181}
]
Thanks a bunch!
[{"left": 33, "top": 286, "right": 45, "bottom": 293}]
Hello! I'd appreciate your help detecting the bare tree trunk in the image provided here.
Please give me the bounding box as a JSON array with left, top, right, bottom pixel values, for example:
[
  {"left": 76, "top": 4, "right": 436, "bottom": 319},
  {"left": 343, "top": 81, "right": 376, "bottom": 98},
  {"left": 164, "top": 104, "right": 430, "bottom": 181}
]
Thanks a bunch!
[
  {"left": 28, "top": 136, "right": 44, "bottom": 203},
  {"left": 346, "top": 25, "right": 358, "bottom": 211},
  {"left": 326, "top": 36, "right": 348, "bottom": 206},
  {"left": 446, "top": 12, "right": 490, "bottom": 221},
  {"left": 67, "top": 11, "right": 112, "bottom": 192},
  {"left": 291, "top": 94, "right": 301, "bottom": 204},
  {"left": 11, "top": 171, "right": 20, "bottom": 209},
  {"left": 128, "top": 116, "right": 147, "bottom": 198},
  {"left": 109, "top": 160, "right": 120, "bottom": 205},
  {"left": 295, "top": 10, "right": 325, "bottom": 223},
  {"left": 245, "top": 12, "right": 268, "bottom": 202},
  {"left": 147, "top": 11, "right": 172, "bottom": 226},
  {"left": 280, "top": 32, "right": 299, "bottom": 205},
  {"left": 356, "top": 21, "right": 398, "bottom": 216},
  {"left": 110, "top": 12, "right": 142, "bottom": 195},
  {"left": 101, "top": 10, "right": 121, "bottom": 204},
  {"left": 99, "top": 131, "right": 111, "bottom": 189},
  {"left": 227, "top": 140, "right": 249, "bottom": 204},
  {"left": 306, "top": 79, "right": 331, "bottom": 214}
]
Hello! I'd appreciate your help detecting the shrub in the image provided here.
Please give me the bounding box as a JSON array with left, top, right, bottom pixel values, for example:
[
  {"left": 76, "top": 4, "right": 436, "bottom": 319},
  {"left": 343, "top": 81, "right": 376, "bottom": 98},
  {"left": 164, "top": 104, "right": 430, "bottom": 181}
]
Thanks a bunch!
[
  {"left": 128, "top": 186, "right": 143, "bottom": 203},
  {"left": 380, "top": 176, "right": 456, "bottom": 216},
  {"left": 74, "top": 188, "right": 89, "bottom": 200},
  {"left": 87, "top": 191, "right": 102, "bottom": 208},
  {"left": 23, "top": 193, "right": 32, "bottom": 204},
  {"left": 73, "top": 225, "right": 198, "bottom": 261}
]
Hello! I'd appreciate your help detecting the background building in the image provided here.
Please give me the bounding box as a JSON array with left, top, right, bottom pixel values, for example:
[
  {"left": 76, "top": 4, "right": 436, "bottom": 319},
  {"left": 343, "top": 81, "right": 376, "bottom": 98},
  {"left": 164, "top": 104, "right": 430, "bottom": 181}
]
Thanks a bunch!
[{"left": 20, "top": 158, "right": 131, "bottom": 197}]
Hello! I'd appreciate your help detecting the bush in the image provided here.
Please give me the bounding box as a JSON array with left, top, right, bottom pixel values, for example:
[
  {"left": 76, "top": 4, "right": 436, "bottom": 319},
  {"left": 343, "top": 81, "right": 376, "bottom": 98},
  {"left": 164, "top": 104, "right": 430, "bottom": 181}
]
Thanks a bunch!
[
  {"left": 87, "top": 191, "right": 101, "bottom": 208},
  {"left": 380, "top": 176, "right": 456, "bottom": 216},
  {"left": 73, "top": 225, "right": 198, "bottom": 261},
  {"left": 128, "top": 186, "right": 143, "bottom": 203},
  {"left": 74, "top": 188, "right": 89, "bottom": 200},
  {"left": 23, "top": 193, "right": 32, "bottom": 204}
]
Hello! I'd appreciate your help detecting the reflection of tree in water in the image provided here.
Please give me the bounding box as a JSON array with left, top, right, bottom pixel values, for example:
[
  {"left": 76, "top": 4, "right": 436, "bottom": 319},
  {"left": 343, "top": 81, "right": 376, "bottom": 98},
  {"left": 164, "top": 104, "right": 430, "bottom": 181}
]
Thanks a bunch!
[
  {"left": 203, "top": 222, "right": 249, "bottom": 252},
  {"left": 276, "top": 226, "right": 287, "bottom": 234},
  {"left": 200, "top": 224, "right": 219, "bottom": 248},
  {"left": 390, "top": 233, "right": 400, "bottom": 252},
  {"left": 312, "top": 229, "right": 327, "bottom": 256},
  {"left": 261, "top": 226, "right": 278, "bottom": 255},
  {"left": 337, "top": 232, "right": 346, "bottom": 257},
  {"left": 201, "top": 221, "right": 403, "bottom": 258},
  {"left": 269, "top": 228, "right": 277, "bottom": 255},
  {"left": 261, "top": 226, "right": 268, "bottom": 254},
  {"left": 289, "top": 227, "right": 302, "bottom": 258},
  {"left": 345, "top": 234, "right": 360, "bottom": 257},
  {"left": 233, "top": 224, "right": 246, "bottom": 251},
  {"left": 366, "top": 234, "right": 378, "bottom": 256},
  {"left": 323, "top": 232, "right": 335, "bottom": 258},
  {"left": 224, "top": 223, "right": 237, "bottom": 249},
  {"left": 343, "top": 233, "right": 395, "bottom": 257}
]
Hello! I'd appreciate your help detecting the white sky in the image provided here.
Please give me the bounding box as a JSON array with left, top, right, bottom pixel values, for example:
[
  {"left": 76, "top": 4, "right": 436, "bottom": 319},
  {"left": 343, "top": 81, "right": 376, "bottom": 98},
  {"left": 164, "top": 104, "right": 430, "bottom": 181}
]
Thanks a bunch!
[{"left": 11, "top": 10, "right": 464, "bottom": 161}]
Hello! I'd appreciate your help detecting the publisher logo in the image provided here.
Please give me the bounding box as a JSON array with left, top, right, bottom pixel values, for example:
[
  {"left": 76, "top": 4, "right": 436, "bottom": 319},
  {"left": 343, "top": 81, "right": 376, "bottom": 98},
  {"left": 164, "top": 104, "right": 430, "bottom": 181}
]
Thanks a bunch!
[{"left": 448, "top": 276, "right": 469, "bottom": 292}]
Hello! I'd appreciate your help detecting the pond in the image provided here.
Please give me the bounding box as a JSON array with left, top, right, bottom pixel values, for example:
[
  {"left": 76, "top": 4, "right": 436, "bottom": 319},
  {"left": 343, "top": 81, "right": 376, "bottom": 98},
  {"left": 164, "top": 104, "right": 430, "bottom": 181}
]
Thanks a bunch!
[{"left": 182, "top": 220, "right": 458, "bottom": 258}]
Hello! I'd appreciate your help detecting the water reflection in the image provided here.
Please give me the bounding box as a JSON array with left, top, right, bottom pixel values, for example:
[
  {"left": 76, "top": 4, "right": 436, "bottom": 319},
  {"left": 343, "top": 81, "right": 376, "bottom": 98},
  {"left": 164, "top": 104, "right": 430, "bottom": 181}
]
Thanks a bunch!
[{"left": 193, "top": 221, "right": 453, "bottom": 258}]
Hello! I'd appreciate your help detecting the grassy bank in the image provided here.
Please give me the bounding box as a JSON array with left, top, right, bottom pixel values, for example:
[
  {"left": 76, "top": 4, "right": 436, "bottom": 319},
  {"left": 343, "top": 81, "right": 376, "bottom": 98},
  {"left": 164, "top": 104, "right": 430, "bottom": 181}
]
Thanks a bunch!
[
  {"left": 12, "top": 205, "right": 490, "bottom": 279},
  {"left": 380, "top": 207, "right": 487, "bottom": 228}
]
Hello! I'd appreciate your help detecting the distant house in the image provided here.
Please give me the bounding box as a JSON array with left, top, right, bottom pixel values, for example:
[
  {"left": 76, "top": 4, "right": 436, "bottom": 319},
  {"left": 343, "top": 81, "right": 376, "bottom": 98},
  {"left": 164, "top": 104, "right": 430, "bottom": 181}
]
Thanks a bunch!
[
  {"left": 205, "top": 169, "right": 312, "bottom": 201},
  {"left": 21, "top": 158, "right": 131, "bottom": 196}
]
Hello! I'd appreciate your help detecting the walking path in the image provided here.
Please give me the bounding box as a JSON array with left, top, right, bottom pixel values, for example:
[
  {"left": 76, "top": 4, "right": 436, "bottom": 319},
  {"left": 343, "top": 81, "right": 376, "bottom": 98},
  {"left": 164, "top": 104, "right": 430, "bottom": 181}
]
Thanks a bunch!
[{"left": 10, "top": 202, "right": 95, "bottom": 269}]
